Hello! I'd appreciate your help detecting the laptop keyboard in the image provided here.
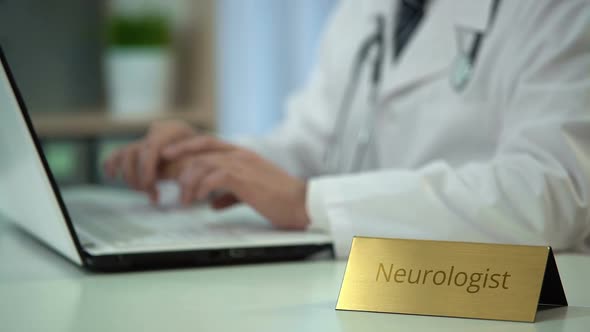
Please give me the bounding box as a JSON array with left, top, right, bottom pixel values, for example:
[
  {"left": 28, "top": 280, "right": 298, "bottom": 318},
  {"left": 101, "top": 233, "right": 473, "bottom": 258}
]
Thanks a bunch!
[
  {"left": 67, "top": 202, "right": 158, "bottom": 246},
  {"left": 65, "top": 199, "right": 265, "bottom": 248},
  {"left": 61, "top": 189, "right": 328, "bottom": 255}
]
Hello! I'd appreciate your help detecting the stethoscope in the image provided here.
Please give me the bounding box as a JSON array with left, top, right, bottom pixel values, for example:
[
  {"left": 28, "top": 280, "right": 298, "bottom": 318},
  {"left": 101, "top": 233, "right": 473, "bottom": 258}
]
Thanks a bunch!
[
  {"left": 324, "top": 0, "right": 501, "bottom": 174},
  {"left": 324, "top": 15, "right": 386, "bottom": 174},
  {"left": 450, "top": 0, "right": 501, "bottom": 90}
]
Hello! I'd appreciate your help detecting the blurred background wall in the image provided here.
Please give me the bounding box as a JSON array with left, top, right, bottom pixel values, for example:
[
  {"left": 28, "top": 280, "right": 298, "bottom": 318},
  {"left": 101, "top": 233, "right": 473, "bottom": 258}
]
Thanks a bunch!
[
  {"left": 0, "top": 0, "right": 336, "bottom": 184},
  {"left": 216, "top": 0, "right": 335, "bottom": 138}
]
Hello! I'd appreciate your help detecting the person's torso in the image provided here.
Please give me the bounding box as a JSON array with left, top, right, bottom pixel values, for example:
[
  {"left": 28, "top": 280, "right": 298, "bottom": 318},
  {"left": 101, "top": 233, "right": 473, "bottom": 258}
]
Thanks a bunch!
[{"left": 324, "top": 0, "right": 535, "bottom": 173}]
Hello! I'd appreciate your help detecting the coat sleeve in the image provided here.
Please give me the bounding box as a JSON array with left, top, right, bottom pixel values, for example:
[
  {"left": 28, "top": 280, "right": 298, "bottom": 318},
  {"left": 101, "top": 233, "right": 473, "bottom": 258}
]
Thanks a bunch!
[
  {"left": 308, "top": 1, "right": 590, "bottom": 258},
  {"left": 235, "top": 0, "right": 357, "bottom": 179}
]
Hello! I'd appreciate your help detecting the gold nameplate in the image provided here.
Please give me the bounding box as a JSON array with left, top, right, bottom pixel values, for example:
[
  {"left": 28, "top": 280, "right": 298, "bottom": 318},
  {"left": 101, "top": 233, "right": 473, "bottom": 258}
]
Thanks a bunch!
[{"left": 336, "top": 237, "right": 567, "bottom": 322}]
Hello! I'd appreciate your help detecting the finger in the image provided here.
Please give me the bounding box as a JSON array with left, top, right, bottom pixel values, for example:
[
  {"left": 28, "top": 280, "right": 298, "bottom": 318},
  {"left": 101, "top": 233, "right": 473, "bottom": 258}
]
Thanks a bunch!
[
  {"left": 161, "top": 136, "right": 234, "bottom": 160},
  {"left": 178, "top": 163, "right": 214, "bottom": 206},
  {"left": 196, "top": 169, "right": 234, "bottom": 201},
  {"left": 138, "top": 143, "right": 160, "bottom": 190},
  {"left": 194, "top": 152, "right": 232, "bottom": 169},
  {"left": 121, "top": 146, "right": 141, "bottom": 190},
  {"left": 103, "top": 148, "right": 125, "bottom": 179},
  {"left": 210, "top": 193, "right": 240, "bottom": 210},
  {"left": 158, "top": 155, "right": 194, "bottom": 179},
  {"left": 159, "top": 161, "right": 182, "bottom": 179}
]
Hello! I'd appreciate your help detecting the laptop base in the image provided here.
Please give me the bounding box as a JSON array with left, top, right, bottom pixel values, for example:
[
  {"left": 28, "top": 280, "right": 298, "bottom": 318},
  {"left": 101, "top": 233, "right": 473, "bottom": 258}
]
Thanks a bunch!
[{"left": 83, "top": 244, "right": 334, "bottom": 272}]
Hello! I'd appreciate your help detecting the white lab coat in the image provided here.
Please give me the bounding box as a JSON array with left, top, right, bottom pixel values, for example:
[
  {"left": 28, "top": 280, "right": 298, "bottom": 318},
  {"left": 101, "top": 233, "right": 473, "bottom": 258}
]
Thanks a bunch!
[{"left": 239, "top": 0, "right": 590, "bottom": 258}]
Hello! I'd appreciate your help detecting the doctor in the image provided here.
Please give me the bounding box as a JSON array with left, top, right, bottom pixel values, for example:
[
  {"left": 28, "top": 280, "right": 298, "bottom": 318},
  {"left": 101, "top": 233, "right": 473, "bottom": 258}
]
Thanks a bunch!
[{"left": 105, "top": 0, "right": 590, "bottom": 258}]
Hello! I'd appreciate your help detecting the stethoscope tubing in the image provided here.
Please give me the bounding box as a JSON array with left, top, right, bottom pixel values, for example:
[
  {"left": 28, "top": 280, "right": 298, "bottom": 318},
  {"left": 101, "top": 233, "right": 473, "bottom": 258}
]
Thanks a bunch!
[{"left": 325, "top": 16, "right": 385, "bottom": 174}]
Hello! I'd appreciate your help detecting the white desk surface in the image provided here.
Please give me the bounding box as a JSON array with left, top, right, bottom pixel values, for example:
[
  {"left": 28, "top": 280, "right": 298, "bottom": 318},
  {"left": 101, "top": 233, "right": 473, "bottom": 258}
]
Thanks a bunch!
[{"left": 1, "top": 220, "right": 590, "bottom": 332}]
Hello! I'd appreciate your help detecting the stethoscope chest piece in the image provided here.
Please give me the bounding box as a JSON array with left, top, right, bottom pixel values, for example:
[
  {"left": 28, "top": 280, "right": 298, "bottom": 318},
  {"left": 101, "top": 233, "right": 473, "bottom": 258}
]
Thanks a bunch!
[
  {"left": 450, "top": 54, "right": 472, "bottom": 92},
  {"left": 450, "top": 0, "right": 502, "bottom": 92}
]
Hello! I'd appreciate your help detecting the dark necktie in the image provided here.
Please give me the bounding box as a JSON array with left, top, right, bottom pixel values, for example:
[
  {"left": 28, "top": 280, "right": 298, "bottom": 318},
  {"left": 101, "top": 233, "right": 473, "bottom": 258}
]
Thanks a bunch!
[{"left": 394, "top": 0, "right": 429, "bottom": 60}]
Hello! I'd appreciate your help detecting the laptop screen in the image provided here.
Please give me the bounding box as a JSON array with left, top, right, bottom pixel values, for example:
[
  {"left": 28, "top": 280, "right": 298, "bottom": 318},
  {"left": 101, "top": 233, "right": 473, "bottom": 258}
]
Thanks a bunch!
[{"left": 0, "top": 48, "right": 83, "bottom": 264}]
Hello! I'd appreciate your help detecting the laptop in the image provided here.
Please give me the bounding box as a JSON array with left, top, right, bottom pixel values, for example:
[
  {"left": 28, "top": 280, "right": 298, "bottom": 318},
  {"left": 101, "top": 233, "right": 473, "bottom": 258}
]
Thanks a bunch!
[{"left": 0, "top": 47, "right": 333, "bottom": 271}]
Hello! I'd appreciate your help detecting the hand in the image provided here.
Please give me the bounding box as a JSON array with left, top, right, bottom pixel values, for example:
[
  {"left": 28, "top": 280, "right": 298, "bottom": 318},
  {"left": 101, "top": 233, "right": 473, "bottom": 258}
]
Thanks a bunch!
[
  {"left": 163, "top": 137, "right": 311, "bottom": 230},
  {"left": 103, "top": 120, "right": 196, "bottom": 203}
]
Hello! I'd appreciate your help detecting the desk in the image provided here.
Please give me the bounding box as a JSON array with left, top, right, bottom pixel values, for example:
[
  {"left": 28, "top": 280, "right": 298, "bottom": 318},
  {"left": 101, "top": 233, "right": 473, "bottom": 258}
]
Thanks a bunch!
[
  {"left": 30, "top": 110, "right": 215, "bottom": 183},
  {"left": 1, "top": 220, "right": 590, "bottom": 332}
]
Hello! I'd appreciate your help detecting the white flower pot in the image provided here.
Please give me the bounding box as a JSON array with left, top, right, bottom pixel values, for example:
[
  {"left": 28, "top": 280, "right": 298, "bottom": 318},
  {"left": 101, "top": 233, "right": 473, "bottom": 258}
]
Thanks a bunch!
[{"left": 105, "top": 48, "right": 172, "bottom": 116}]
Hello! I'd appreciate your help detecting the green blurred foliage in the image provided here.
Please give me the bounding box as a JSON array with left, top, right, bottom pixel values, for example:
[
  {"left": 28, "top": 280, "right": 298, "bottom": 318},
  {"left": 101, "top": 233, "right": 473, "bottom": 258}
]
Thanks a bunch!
[
  {"left": 44, "top": 140, "right": 131, "bottom": 185},
  {"left": 44, "top": 143, "right": 76, "bottom": 180},
  {"left": 107, "top": 14, "right": 171, "bottom": 48}
]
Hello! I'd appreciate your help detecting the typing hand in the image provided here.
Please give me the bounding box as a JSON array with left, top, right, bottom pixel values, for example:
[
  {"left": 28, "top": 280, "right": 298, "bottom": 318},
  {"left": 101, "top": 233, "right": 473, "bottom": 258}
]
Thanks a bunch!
[
  {"left": 162, "top": 136, "right": 311, "bottom": 230},
  {"left": 103, "top": 120, "right": 196, "bottom": 203}
]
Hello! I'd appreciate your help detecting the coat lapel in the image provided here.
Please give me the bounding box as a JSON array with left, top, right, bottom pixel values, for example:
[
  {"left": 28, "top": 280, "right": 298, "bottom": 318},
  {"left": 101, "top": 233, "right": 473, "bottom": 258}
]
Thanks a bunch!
[{"left": 378, "top": 0, "right": 494, "bottom": 102}]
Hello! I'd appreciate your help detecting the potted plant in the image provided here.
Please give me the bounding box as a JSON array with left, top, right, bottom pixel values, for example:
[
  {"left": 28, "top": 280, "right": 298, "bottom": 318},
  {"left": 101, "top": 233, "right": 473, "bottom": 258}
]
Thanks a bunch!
[{"left": 105, "top": 13, "right": 172, "bottom": 116}]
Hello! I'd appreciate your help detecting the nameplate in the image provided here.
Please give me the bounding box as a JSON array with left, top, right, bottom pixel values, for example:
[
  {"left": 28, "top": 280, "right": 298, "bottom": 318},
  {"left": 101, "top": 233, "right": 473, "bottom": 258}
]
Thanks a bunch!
[{"left": 336, "top": 237, "right": 567, "bottom": 322}]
